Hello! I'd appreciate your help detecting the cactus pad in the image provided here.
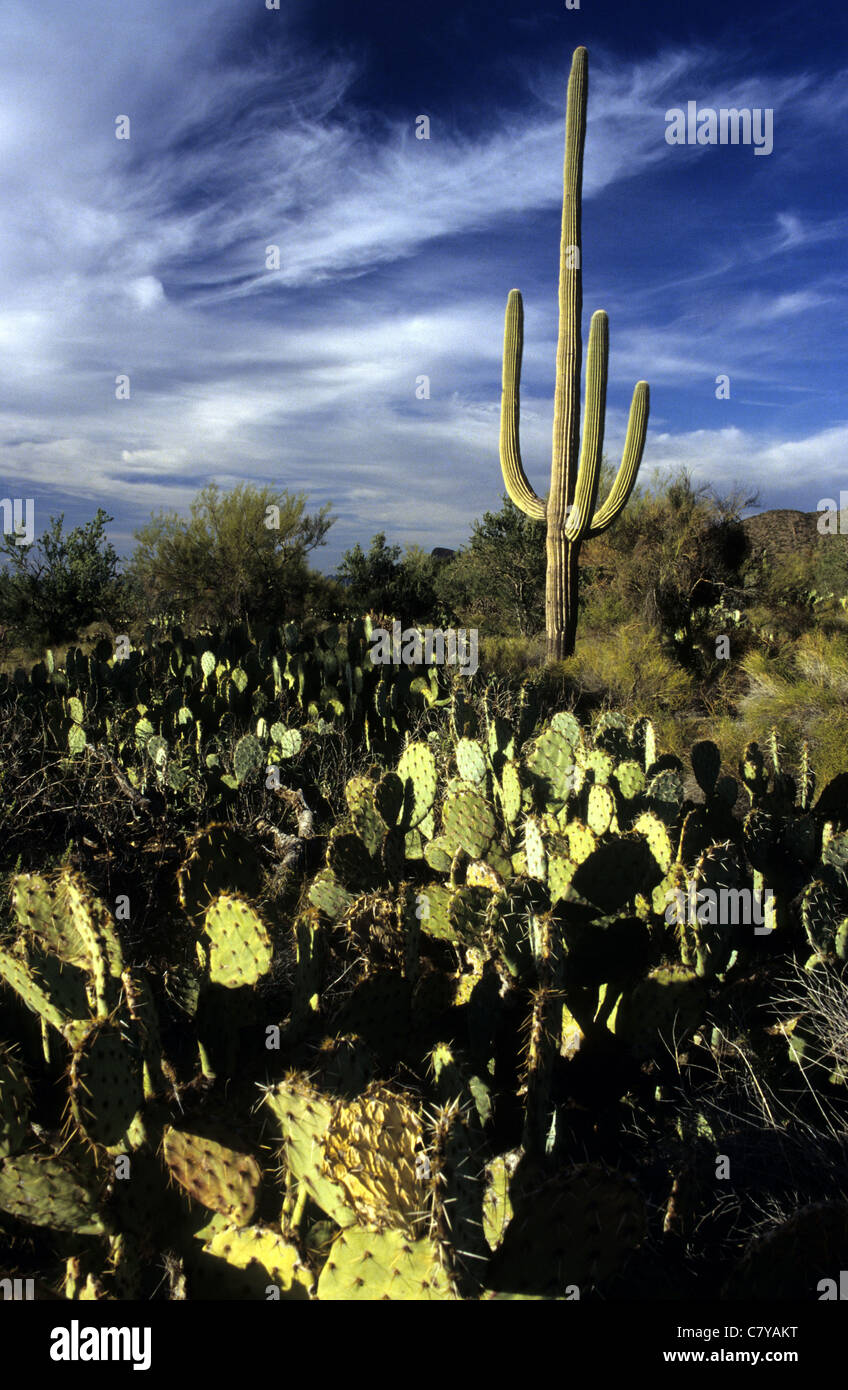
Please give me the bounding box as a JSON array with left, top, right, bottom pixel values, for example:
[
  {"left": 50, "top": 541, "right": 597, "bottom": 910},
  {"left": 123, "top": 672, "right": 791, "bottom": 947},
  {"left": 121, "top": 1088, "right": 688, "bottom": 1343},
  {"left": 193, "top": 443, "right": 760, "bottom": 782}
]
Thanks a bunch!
[
  {"left": 322, "top": 1084, "right": 425, "bottom": 1231},
  {"left": 162, "top": 1127, "right": 261, "bottom": 1226},
  {"left": 317, "top": 1225, "right": 454, "bottom": 1300},
  {"left": 200, "top": 894, "right": 273, "bottom": 988}
]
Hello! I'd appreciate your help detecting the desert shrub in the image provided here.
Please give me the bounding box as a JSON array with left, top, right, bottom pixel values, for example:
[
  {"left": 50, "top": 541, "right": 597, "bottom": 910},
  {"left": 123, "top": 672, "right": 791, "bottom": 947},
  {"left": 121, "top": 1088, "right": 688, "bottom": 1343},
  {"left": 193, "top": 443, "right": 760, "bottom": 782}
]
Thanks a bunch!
[
  {"left": 335, "top": 535, "right": 449, "bottom": 623},
  {"left": 476, "top": 633, "right": 546, "bottom": 678},
  {"left": 0, "top": 508, "right": 124, "bottom": 646},
  {"left": 737, "top": 630, "right": 848, "bottom": 785},
  {"left": 125, "top": 483, "right": 333, "bottom": 630},
  {"left": 562, "top": 619, "right": 696, "bottom": 715},
  {"left": 581, "top": 468, "right": 752, "bottom": 651},
  {"left": 435, "top": 495, "right": 546, "bottom": 637}
]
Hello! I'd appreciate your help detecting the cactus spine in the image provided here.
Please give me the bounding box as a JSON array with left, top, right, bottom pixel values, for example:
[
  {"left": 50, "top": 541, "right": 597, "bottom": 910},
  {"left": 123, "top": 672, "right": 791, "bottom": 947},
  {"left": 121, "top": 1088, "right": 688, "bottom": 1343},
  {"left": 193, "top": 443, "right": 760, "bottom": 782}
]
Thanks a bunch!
[{"left": 499, "top": 46, "right": 650, "bottom": 660}]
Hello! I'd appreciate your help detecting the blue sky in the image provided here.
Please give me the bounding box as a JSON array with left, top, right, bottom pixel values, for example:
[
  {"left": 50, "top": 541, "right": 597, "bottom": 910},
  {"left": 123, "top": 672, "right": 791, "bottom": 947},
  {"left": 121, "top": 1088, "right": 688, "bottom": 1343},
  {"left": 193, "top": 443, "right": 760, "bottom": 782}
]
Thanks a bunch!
[{"left": 1, "top": 0, "right": 846, "bottom": 570}]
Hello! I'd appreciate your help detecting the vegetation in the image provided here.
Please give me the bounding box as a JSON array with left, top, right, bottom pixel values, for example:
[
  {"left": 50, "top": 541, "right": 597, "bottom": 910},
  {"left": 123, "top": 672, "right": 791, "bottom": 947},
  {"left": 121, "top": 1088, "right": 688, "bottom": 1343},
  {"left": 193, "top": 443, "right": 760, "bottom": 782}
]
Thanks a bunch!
[
  {"left": 125, "top": 483, "right": 334, "bottom": 632},
  {"left": 0, "top": 629, "right": 847, "bottom": 1299},
  {"left": 0, "top": 508, "right": 124, "bottom": 648},
  {"left": 497, "top": 46, "right": 650, "bottom": 659},
  {"left": 1, "top": 28, "right": 847, "bottom": 1293}
]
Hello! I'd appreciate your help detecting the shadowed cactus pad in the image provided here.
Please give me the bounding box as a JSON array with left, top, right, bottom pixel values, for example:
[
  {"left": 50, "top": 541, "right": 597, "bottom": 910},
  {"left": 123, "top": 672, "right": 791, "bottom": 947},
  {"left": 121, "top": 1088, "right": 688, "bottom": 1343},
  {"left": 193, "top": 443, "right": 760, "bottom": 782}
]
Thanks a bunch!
[
  {"left": 178, "top": 823, "right": 263, "bottom": 917},
  {"left": 0, "top": 1044, "right": 31, "bottom": 1158},
  {"left": 0, "top": 939, "right": 92, "bottom": 1044},
  {"left": 486, "top": 1164, "right": 646, "bottom": 1296},
  {"left": 0, "top": 1153, "right": 105, "bottom": 1234},
  {"left": 69, "top": 1022, "right": 144, "bottom": 1149},
  {"left": 606, "top": 964, "right": 705, "bottom": 1059},
  {"left": 723, "top": 1201, "right": 848, "bottom": 1300}
]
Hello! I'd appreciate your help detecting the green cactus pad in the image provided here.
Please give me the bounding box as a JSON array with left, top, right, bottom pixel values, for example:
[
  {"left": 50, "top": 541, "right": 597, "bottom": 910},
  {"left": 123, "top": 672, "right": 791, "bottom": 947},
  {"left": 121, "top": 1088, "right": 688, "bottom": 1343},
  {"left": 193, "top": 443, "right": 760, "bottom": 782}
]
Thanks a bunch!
[
  {"left": 580, "top": 748, "right": 615, "bottom": 786},
  {"left": 613, "top": 759, "right": 646, "bottom": 801},
  {"left": 499, "top": 761, "right": 523, "bottom": 827},
  {"left": 264, "top": 1075, "right": 356, "bottom": 1228},
  {"left": 456, "top": 738, "right": 488, "bottom": 785},
  {"left": 547, "top": 848, "right": 577, "bottom": 904},
  {"left": 11, "top": 873, "right": 89, "bottom": 969},
  {"left": 397, "top": 741, "right": 438, "bottom": 830},
  {"left": 199, "top": 894, "right": 273, "bottom": 988},
  {"left": 586, "top": 783, "right": 616, "bottom": 835},
  {"left": 308, "top": 869, "right": 355, "bottom": 921},
  {"left": 0, "top": 941, "right": 92, "bottom": 1041},
  {"left": 633, "top": 811, "right": 673, "bottom": 873},
  {"left": 645, "top": 768, "right": 684, "bottom": 824},
  {"left": 630, "top": 716, "right": 657, "bottom": 772},
  {"left": 233, "top": 733, "right": 264, "bottom": 784},
  {"left": 414, "top": 883, "right": 455, "bottom": 941},
  {"left": 482, "top": 1153, "right": 518, "bottom": 1251},
  {"left": 345, "top": 776, "right": 384, "bottom": 856},
  {"left": 0, "top": 1153, "right": 105, "bottom": 1234},
  {"left": 317, "top": 1225, "right": 454, "bottom": 1300},
  {"left": 423, "top": 837, "right": 453, "bottom": 874},
  {"left": 550, "top": 711, "right": 582, "bottom": 748},
  {"left": 801, "top": 879, "right": 846, "bottom": 957},
  {"left": 441, "top": 787, "right": 498, "bottom": 860},
  {"left": 200, "top": 1223, "right": 313, "bottom": 1299},
  {"left": 565, "top": 820, "right": 597, "bottom": 864},
  {"left": 523, "top": 816, "right": 547, "bottom": 881},
  {"left": 524, "top": 727, "right": 576, "bottom": 803}
]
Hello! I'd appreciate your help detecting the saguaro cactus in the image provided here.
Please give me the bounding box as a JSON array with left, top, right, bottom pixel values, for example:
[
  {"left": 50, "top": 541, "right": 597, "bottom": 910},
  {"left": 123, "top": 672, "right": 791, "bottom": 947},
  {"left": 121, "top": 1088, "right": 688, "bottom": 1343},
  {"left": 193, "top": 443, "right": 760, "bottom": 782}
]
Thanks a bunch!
[{"left": 499, "top": 46, "right": 650, "bottom": 661}]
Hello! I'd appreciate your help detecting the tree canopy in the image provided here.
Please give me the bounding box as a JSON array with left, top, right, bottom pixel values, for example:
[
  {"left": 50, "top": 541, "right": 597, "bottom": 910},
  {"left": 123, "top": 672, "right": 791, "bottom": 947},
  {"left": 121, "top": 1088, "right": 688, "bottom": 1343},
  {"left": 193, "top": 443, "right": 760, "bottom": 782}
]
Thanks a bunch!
[{"left": 126, "top": 483, "right": 334, "bottom": 628}]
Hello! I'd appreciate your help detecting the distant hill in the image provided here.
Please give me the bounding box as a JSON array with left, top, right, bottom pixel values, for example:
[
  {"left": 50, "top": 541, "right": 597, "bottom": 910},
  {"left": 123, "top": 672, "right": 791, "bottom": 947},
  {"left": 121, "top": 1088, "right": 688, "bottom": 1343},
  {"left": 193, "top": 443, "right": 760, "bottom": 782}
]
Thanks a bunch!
[{"left": 741, "top": 508, "right": 848, "bottom": 568}]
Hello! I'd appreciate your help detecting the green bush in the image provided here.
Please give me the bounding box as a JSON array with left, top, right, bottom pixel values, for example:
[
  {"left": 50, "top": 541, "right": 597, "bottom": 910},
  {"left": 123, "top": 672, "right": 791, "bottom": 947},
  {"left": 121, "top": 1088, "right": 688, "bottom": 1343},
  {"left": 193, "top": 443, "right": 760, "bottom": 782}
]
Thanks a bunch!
[
  {"left": 125, "top": 483, "right": 333, "bottom": 630},
  {"left": 0, "top": 508, "right": 124, "bottom": 646}
]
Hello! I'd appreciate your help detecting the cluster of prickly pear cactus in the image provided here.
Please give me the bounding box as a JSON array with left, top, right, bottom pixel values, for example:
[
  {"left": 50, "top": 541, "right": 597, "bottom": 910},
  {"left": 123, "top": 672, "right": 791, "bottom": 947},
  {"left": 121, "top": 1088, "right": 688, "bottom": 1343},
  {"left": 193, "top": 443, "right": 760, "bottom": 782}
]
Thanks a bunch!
[
  {"left": 0, "top": 616, "right": 450, "bottom": 849},
  {"left": 3, "top": 623, "right": 848, "bottom": 1300}
]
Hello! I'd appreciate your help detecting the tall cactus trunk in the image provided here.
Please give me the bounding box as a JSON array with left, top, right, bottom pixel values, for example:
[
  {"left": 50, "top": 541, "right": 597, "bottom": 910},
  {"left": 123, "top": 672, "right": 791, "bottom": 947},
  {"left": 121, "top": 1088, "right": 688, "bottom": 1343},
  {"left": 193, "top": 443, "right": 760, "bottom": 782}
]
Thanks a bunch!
[
  {"left": 498, "top": 46, "right": 650, "bottom": 663},
  {"left": 545, "top": 539, "right": 579, "bottom": 661}
]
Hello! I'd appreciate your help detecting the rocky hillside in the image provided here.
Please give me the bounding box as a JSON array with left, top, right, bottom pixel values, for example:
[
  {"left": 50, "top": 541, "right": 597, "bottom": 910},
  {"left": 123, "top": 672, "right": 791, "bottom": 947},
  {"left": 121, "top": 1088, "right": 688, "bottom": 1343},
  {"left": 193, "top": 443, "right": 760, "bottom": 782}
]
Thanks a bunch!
[{"left": 741, "top": 508, "right": 848, "bottom": 568}]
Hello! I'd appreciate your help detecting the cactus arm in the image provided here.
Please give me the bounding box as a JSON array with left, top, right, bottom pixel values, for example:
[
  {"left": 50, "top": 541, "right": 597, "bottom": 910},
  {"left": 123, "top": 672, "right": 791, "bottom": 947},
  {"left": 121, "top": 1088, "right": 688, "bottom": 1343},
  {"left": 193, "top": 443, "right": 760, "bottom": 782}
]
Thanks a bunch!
[
  {"left": 587, "top": 380, "right": 650, "bottom": 537},
  {"left": 499, "top": 290, "right": 546, "bottom": 521},
  {"left": 564, "top": 309, "right": 608, "bottom": 541},
  {"left": 549, "top": 45, "right": 588, "bottom": 530}
]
